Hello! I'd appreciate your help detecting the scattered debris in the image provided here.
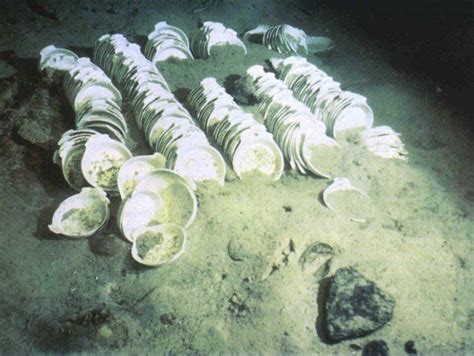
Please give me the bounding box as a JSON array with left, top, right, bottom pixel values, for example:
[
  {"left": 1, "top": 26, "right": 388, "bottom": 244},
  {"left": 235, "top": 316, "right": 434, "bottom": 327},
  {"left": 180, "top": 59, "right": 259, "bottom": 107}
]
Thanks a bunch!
[
  {"left": 228, "top": 293, "right": 250, "bottom": 317},
  {"left": 262, "top": 239, "right": 296, "bottom": 280},
  {"left": 0, "top": 60, "right": 16, "bottom": 79},
  {"left": 11, "top": 86, "right": 69, "bottom": 151},
  {"left": 225, "top": 75, "right": 257, "bottom": 105},
  {"left": 298, "top": 242, "right": 334, "bottom": 280},
  {"left": 160, "top": 313, "right": 177, "bottom": 326}
]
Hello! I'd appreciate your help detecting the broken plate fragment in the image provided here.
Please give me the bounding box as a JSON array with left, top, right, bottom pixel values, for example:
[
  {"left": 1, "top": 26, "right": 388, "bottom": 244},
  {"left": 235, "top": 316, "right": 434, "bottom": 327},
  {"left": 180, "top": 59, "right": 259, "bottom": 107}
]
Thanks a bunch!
[
  {"left": 322, "top": 177, "right": 371, "bottom": 222},
  {"left": 49, "top": 187, "right": 110, "bottom": 238},
  {"left": 39, "top": 45, "right": 79, "bottom": 75}
]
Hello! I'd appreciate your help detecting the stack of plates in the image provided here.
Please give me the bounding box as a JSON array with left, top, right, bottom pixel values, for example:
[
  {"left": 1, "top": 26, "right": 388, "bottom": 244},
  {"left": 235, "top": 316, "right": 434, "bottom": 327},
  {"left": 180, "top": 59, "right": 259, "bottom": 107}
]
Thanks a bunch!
[
  {"left": 50, "top": 50, "right": 131, "bottom": 192},
  {"left": 63, "top": 58, "right": 128, "bottom": 144},
  {"left": 54, "top": 129, "right": 98, "bottom": 191},
  {"left": 144, "top": 21, "right": 193, "bottom": 64},
  {"left": 262, "top": 24, "right": 308, "bottom": 55},
  {"left": 271, "top": 56, "right": 374, "bottom": 138},
  {"left": 190, "top": 21, "right": 247, "bottom": 59},
  {"left": 244, "top": 65, "right": 341, "bottom": 178},
  {"left": 187, "top": 77, "right": 284, "bottom": 180},
  {"left": 93, "top": 34, "right": 226, "bottom": 185},
  {"left": 356, "top": 126, "right": 408, "bottom": 160},
  {"left": 243, "top": 24, "right": 334, "bottom": 56}
]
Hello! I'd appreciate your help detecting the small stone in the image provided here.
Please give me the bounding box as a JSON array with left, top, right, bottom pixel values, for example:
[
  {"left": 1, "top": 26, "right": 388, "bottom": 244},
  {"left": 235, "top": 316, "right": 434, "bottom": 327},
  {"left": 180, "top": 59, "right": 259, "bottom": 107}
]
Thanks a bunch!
[
  {"left": 323, "top": 267, "right": 395, "bottom": 342},
  {"left": 404, "top": 340, "right": 417, "bottom": 355},
  {"left": 362, "top": 340, "right": 389, "bottom": 356},
  {"left": 226, "top": 76, "right": 257, "bottom": 105},
  {"left": 160, "top": 313, "right": 176, "bottom": 326},
  {"left": 89, "top": 233, "right": 121, "bottom": 257},
  {"left": 0, "top": 60, "right": 16, "bottom": 79}
]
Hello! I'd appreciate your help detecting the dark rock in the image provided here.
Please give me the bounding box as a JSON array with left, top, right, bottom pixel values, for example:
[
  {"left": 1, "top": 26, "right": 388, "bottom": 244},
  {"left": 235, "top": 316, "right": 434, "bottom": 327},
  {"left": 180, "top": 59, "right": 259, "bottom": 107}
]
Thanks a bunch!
[
  {"left": 0, "top": 60, "right": 16, "bottom": 79},
  {"left": 404, "top": 340, "right": 417, "bottom": 355},
  {"left": 88, "top": 233, "right": 122, "bottom": 257},
  {"left": 159, "top": 313, "right": 176, "bottom": 326},
  {"left": 225, "top": 75, "right": 257, "bottom": 106},
  {"left": 11, "top": 86, "right": 69, "bottom": 150},
  {"left": 362, "top": 340, "right": 390, "bottom": 356},
  {"left": 323, "top": 267, "right": 395, "bottom": 342}
]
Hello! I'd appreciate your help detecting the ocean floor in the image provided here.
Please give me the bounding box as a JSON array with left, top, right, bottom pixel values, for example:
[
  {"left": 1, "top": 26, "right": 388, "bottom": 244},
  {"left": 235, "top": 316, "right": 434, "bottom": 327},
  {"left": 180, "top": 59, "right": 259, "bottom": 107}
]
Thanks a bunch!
[{"left": 0, "top": 0, "right": 473, "bottom": 354}]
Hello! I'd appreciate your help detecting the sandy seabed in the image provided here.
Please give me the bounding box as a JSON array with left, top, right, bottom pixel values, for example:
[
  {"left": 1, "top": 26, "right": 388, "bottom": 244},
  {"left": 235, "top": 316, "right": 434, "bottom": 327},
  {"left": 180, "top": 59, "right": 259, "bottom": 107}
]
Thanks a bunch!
[{"left": 0, "top": 0, "right": 473, "bottom": 354}]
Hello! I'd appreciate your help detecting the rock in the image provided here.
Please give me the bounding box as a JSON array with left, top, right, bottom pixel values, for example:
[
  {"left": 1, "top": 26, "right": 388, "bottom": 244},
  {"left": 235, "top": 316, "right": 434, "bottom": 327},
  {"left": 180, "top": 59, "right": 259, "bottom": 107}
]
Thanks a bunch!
[
  {"left": 160, "top": 313, "right": 176, "bottom": 326},
  {"left": 88, "top": 233, "right": 122, "bottom": 257},
  {"left": 0, "top": 78, "right": 18, "bottom": 112},
  {"left": 0, "top": 60, "right": 16, "bottom": 79},
  {"left": 298, "top": 242, "right": 334, "bottom": 280},
  {"left": 404, "top": 340, "right": 417, "bottom": 355},
  {"left": 12, "top": 86, "right": 69, "bottom": 150},
  {"left": 323, "top": 267, "right": 395, "bottom": 342},
  {"left": 362, "top": 340, "right": 390, "bottom": 356},
  {"left": 226, "top": 76, "right": 257, "bottom": 105}
]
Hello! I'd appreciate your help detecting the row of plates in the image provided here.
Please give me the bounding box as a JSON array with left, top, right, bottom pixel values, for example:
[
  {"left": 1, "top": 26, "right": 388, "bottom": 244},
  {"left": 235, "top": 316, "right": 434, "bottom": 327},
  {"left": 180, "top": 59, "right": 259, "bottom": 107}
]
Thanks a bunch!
[
  {"left": 270, "top": 56, "right": 374, "bottom": 138},
  {"left": 93, "top": 34, "right": 227, "bottom": 185},
  {"left": 144, "top": 21, "right": 193, "bottom": 64},
  {"left": 355, "top": 126, "right": 407, "bottom": 160},
  {"left": 262, "top": 24, "right": 308, "bottom": 56},
  {"left": 187, "top": 77, "right": 284, "bottom": 180},
  {"left": 190, "top": 21, "right": 247, "bottom": 59},
  {"left": 63, "top": 57, "right": 129, "bottom": 144},
  {"left": 51, "top": 51, "right": 132, "bottom": 192},
  {"left": 245, "top": 65, "right": 342, "bottom": 178}
]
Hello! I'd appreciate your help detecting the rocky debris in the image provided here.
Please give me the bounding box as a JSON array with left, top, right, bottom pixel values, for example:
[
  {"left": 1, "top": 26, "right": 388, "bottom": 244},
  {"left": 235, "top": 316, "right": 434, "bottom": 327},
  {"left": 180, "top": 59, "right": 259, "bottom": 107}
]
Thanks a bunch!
[
  {"left": 0, "top": 60, "right": 17, "bottom": 79},
  {"left": 159, "top": 313, "right": 177, "bottom": 326},
  {"left": 262, "top": 239, "right": 296, "bottom": 280},
  {"left": 88, "top": 233, "right": 123, "bottom": 257},
  {"left": 58, "top": 304, "right": 143, "bottom": 350},
  {"left": 12, "top": 85, "right": 70, "bottom": 150},
  {"left": 228, "top": 293, "right": 250, "bottom": 318},
  {"left": 0, "top": 77, "right": 18, "bottom": 113},
  {"left": 225, "top": 75, "right": 257, "bottom": 106},
  {"left": 298, "top": 242, "right": 334, "bottom": 280},
  {"left": 404, "top": 340, "right": 417, "bottom": 355},
  {"left": 322, "top": 267, "right": 395, "bottom": 343},
  {"left": 362, "top": 340, "right": 390, "bottom": 356},
  {"left": 227, "top": 237, "right": 254, "bottom": 262}
]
